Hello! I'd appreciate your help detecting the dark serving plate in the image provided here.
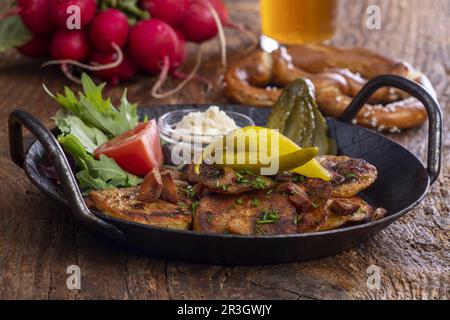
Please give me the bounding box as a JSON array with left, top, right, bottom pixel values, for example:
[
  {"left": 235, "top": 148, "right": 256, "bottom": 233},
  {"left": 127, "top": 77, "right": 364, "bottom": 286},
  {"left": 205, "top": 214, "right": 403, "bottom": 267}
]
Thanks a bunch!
[{"left": 8, "top": 75, "right": 443, "bottom": 265}]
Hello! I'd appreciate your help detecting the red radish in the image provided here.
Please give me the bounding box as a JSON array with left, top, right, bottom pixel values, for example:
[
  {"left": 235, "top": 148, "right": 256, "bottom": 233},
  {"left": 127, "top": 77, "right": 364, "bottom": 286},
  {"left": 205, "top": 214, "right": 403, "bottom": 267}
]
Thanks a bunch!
[
  {"left": 139, "top": 0, "right": 189, "bottom": 27},
  {"left": 44, "top": 41, "right": 124, "bottom": 83},
  {"left": 49, "top": 0, "right": 97, "bottom": 30},
  {"left": 179, "top": 0, "right": 257, "bottom": 68},
  {"left": 17, "top": 0, "right": 55, "bottom": 35},
  {"left": 89, "top": 9, "right": 129, "bottom": 52},
  {"left": 44, "top": 29, "right": 124, "bottom": 83},
  {"left": 128, "top": 19, "right": 204, "bottom": 99},
  {"left": 207, "top": 0, "right": 228, "bottom": 24},
  {"left": 50, "top": 30, "right": 90, "bottom": 61},
  {"left": 172, "top": 30, "right": 187, "bottom": 72},
  {"left": 48, "top": 30, "right": 91, "bottom": 84},
  {"left": 151, "top": 46, "right": 205, "bottom": 99},
  {"left": 180, "top": 0, "right": 227, "bottom": 67},
  {"left": 180, "top": 1, "right": 219, "bottom": 43},
  {"left": 128, "top": 19, "right": 180, "bottom": 75},
  {"left": 18, "top": 35, "right": 51, "bottom": 58},
  {"left": 189, "top": 0, "right": 254, "bottom": 39},
  {"left": 90, "top": 50, "right": 138, "bottom": 84}
]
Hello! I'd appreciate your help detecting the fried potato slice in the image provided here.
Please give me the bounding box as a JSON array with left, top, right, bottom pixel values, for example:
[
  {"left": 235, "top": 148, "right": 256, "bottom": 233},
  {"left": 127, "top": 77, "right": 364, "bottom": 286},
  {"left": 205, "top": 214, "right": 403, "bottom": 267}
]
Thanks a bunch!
[
  {"left": 90, "top": 187, "right": 192, "bottom": 230},
  {"left": 318, "top": 155, "right": 377, "bottom": 197},
  {"left": 319, "top": 196, "right": 386, "bottom": 231},
  {"left": 194, "top": 191, "right": 297, "bottom": 235}
]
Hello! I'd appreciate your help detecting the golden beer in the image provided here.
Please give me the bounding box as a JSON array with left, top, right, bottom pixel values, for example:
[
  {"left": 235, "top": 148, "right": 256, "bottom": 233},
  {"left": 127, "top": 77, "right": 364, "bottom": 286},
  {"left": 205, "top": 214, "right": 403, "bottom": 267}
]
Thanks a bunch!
[{"left": 260, "top": 0, "right": 338, "bottom": 44}]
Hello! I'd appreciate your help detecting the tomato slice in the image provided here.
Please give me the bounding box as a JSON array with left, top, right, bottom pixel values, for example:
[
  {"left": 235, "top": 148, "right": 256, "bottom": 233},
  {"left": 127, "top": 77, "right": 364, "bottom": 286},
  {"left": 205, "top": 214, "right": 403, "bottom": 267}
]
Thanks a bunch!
[{"left": 94, "top": 120, "right": 164, "bottom": 176}]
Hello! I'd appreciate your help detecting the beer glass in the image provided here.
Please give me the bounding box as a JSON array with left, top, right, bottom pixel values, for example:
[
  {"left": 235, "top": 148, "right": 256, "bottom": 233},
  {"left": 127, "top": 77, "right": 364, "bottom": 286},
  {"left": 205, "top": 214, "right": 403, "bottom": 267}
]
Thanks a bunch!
[{"left": 260, "top": 0, "right": 338, "bottom": 48}]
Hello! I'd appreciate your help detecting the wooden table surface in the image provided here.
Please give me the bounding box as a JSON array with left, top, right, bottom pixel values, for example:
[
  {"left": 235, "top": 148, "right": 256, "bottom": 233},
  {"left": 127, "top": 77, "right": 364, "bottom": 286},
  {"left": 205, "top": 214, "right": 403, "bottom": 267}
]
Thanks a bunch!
[{"left": 0, "top": 0, "right": 448, "bottom": 300}]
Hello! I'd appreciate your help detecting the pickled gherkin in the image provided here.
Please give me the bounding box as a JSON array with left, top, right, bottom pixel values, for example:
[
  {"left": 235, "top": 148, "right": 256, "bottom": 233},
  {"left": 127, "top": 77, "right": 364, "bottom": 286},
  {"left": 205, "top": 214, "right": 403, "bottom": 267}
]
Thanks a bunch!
[{"left": 267, "top": 78, "right": 331, "bottom": 155}]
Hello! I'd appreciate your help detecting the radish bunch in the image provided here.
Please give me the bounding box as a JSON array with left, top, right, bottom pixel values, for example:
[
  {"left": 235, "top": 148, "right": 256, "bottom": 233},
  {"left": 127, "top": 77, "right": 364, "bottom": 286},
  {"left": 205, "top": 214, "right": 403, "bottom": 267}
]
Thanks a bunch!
[{"left": 2, "top": 0, "right": 256, "bottom": 97}]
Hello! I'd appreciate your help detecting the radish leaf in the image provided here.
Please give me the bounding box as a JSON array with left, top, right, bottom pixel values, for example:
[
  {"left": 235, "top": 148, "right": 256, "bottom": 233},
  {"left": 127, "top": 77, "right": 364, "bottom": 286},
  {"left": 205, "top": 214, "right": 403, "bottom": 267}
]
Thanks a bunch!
[
  {"left": 0, "top": 15, "right": 32, "bottom": 53},
  {"left": 99, "top": 0, "right": 149, "bottom": 24}
]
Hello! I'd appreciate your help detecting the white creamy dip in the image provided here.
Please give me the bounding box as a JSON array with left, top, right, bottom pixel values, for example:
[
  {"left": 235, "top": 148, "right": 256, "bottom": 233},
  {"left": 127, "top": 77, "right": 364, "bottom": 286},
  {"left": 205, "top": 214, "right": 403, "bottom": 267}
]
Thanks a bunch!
[{"left": 174, "top": 106, "right": 238, "bottom": 143}]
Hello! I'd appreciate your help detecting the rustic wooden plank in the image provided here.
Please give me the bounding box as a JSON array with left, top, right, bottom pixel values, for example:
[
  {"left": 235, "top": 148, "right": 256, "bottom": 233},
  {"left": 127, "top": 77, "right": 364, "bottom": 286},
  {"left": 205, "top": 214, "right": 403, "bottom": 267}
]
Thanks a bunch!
[{"left": 0, "top": 0, "right": 448, "bottom": 300}]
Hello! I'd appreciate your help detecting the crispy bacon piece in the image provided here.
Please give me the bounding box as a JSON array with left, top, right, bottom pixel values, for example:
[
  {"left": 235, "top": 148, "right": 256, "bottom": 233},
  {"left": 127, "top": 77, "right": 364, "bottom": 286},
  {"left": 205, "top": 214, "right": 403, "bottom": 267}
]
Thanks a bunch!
[
  {"left": 160, "top": 169, "right": 179, "bottom": 204},
  {"left": 138, "top": 168, "right": 163, "bottom": 202},
  {"left": 276, "top": 182, "right": 312, "bottom": 212},
  {"left": 319, "top": 196, "right": 385, "bottom": 231},
  {"left": 327, "top": 198, "right": 361, "bottom": 216},
  {"left": 304, "top": 178, "right": 333, "bottom": 206},
  {"left": 183, "top": 164, "right": 275, "bottom": 194}
]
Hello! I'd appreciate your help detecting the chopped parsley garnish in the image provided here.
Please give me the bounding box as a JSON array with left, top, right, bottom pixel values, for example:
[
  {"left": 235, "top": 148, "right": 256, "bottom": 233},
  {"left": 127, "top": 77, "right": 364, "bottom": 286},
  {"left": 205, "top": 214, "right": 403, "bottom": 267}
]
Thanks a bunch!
[
  {"left": 238, "top": 178, "right": 250, "bottom": 184},
  {"left": 235, "top": 198, "right": 244, "bottom": 205},
  {"left": 207, "top": 213, "right": 212, "bottom": 223},
  {"left": 251, "top": 198, "right": 260, "bottom": 207},
  {"left": 345, "top": 173, "right": 357, "bottom": 180},
  {"left": 311, "top": 201, "right": 318, "bottom": 209},
  {"left": 238, "top": 169, "right": 256, "bottom": 176},
  {"left": 292, "top": 175, "right": 306, "bottom": 183},
  {"left": 235, "top": 171, "right": 250, "bottom": 184},
  {"left": 190, "top": 201, "right": 198, "bottom": 217},
  {"left": 256, "top": 208, "right": 280, "bottom": 224},
  {"left": 216, "top": 181, "right": 230, "bottom": 191},
  {"left": 185, "top": 185, "right": 195, "bottom": 198},
  {"left": 251, "top": 177, "right": 267, "bottom": 190},
  {"left": 178, "top": 201, "right": 189, "bottom": 209}
]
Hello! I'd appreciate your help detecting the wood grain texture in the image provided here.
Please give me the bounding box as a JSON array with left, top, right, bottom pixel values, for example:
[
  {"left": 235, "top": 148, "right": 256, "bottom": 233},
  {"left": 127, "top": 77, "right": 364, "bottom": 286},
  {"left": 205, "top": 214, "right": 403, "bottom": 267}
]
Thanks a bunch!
[{"left": 0, "top": 0, "right": 448, "bottom": 300}]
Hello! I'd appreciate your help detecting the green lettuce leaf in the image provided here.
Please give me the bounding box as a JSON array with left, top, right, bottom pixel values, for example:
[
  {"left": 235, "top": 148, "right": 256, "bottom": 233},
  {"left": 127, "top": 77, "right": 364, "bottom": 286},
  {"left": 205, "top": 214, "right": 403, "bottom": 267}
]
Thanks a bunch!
[
  {"left": 76, "top": 170, "right": 112, "bottom": 192},
  {"left": 44, "top": 73, "right": 140, "bottom": 137},
  {"left": 55, "top": 112, "right": 108, "bottom": 154},
  {"left": 58, "top": 133, "right": 142, "bottom": 192},
  {"left": 85, "top": 154, "right": 143, "bottom": 188},
  {"left": 0, "top": 15, "right": 32, "bottom": 53},
  {"left": 45, "top": 73, "right": 144, "bottom": 192}
]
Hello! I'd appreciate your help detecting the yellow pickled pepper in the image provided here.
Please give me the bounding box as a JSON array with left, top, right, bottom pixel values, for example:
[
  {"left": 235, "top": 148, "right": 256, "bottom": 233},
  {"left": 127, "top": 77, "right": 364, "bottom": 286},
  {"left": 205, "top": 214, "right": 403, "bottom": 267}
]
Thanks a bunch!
[{"left": 196, "top": 126, "right": 331, "bottom": 181}]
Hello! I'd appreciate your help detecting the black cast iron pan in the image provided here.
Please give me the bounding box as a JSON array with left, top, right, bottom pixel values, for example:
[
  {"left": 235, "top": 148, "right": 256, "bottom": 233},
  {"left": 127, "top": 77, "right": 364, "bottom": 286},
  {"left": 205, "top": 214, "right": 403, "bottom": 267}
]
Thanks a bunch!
[{"left": 8, "top": 75, "right": 443, "bottom": 265}]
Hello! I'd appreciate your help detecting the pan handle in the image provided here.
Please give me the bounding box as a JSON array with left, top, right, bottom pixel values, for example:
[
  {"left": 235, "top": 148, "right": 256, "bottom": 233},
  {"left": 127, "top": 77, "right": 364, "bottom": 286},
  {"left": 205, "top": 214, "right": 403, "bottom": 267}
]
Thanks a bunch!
[
  {"left": 9, "top": 110, "right": 125, "bottom": 243},
  {"left": 339, "top": 74, "right": 443, "bottom": 185}
]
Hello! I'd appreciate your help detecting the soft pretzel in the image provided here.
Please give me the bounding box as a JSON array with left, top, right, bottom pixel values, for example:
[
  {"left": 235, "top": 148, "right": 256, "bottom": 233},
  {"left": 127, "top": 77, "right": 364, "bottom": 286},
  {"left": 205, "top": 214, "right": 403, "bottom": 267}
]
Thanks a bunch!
[{"left": 224, "top": 44, "right": 436, "bottom": 132}]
